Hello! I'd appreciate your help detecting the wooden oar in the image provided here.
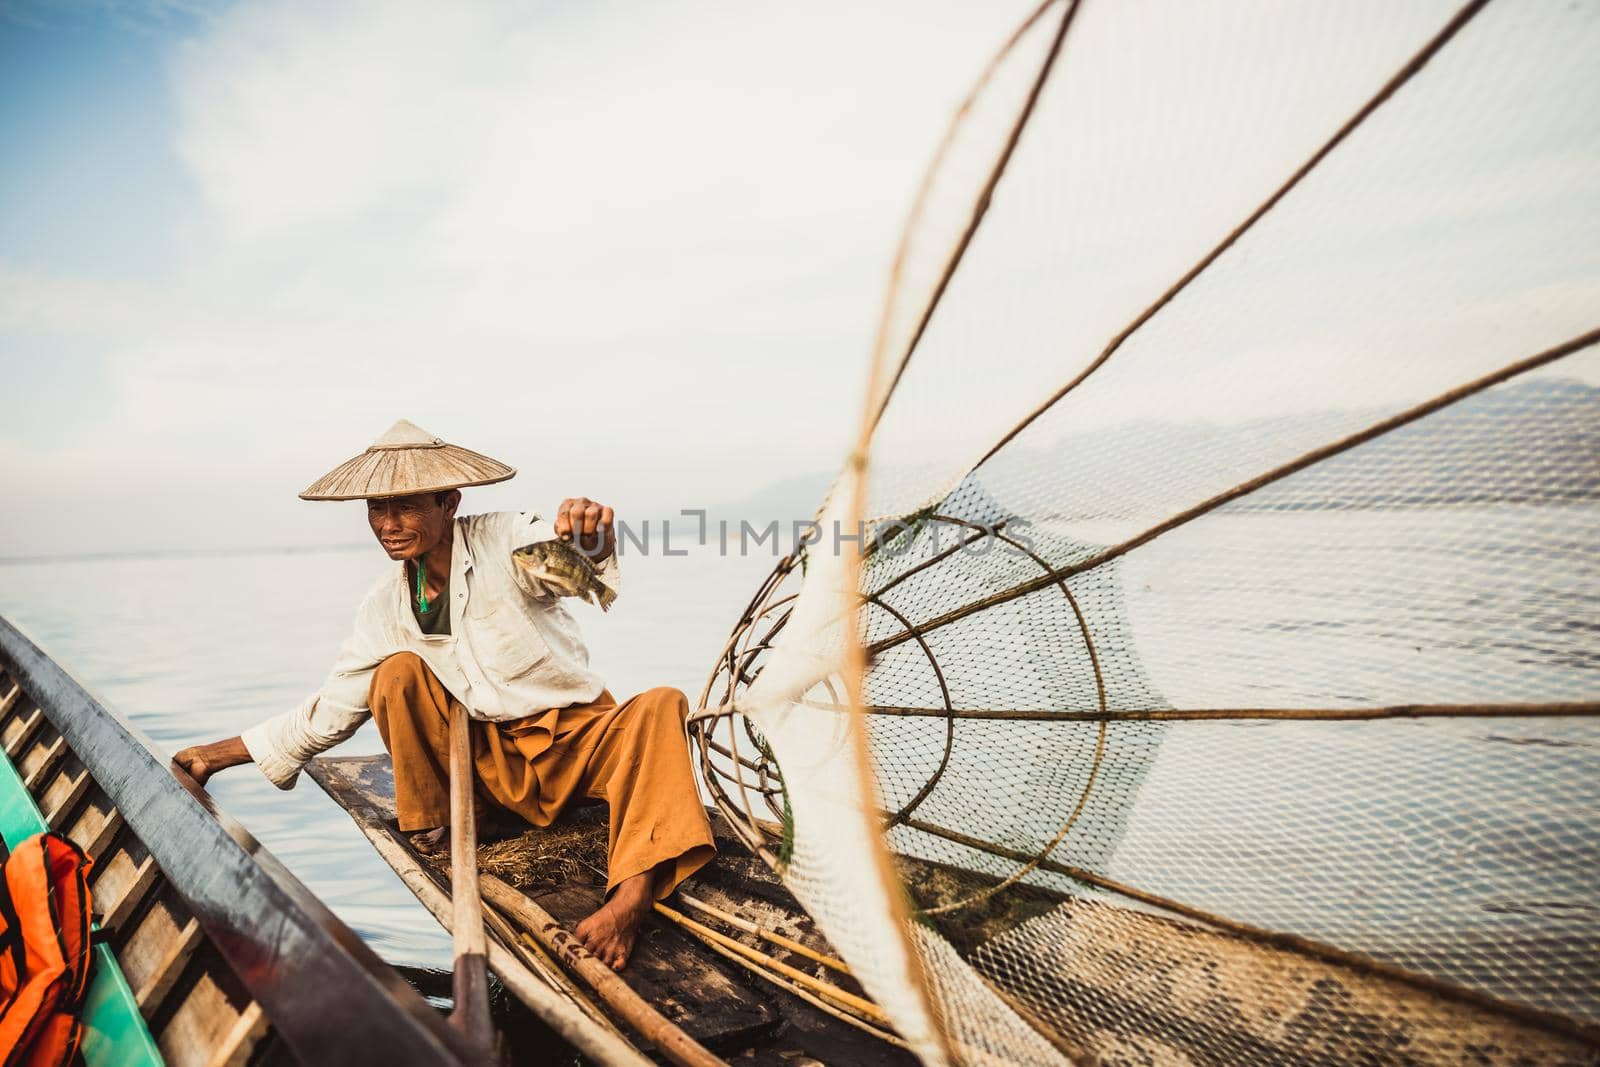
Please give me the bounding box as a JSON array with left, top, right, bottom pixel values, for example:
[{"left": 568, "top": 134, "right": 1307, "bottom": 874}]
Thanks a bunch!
[
  {"left": 447, "top": 704, "right": 494, "bottom": 1058},
  {"left": 479, "top": 874, "right": 726, "bottom": 1067}
]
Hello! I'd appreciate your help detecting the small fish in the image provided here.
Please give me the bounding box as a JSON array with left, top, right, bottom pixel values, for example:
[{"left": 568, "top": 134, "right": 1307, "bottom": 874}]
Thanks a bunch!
[{"left": 512, "top": 539, "right": 617, "bottom": 611}]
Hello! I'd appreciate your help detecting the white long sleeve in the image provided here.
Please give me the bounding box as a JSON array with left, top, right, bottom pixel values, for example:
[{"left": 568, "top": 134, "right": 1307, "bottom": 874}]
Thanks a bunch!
[{"left": 241, "top": 588, "right": 387, "bottom": 789}]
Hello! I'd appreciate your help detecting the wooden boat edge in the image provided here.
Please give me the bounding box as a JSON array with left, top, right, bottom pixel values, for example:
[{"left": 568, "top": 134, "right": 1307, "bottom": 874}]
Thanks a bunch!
[
  {"left": 309, "top": 753, "right": 927, "bottom": 1067},
  {"left": 304, "top": 754, "right": 654, "bottom": 1066},
  {"left": 0, "top": 613, "right": 475, "bottom": 1066}
]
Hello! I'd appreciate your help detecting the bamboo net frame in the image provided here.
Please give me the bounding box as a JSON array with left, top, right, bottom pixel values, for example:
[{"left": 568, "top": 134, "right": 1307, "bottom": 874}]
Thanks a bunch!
[{"left": 688, "top": 0, "right": 1600, "bottom": 1060}]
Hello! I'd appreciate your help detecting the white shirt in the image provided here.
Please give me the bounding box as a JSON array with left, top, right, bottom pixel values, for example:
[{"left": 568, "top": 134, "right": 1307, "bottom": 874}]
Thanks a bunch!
[{"left": 241, "top": 510, "right": 620, "bottom": 789}]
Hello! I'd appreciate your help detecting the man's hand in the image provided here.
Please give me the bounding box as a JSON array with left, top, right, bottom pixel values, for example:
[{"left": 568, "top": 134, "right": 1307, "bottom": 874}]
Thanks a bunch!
[
  {"left": 172, "top": 736, "right": 252, "bottom": 787},
  {"left": 554, "top": 497, "right": 616, "bottom": 562}
]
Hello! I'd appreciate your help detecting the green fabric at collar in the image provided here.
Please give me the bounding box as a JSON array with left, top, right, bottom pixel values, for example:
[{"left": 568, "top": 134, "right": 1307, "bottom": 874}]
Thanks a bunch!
[{"left": 409, "top": 563, "right": 451, "bottom": 636}]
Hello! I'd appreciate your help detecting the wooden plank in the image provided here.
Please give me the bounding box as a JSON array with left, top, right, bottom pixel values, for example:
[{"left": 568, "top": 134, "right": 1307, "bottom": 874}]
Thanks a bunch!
[
  {"left": 22, "top": 733, "right": 68, "bottom": 793},
  {"left": 0, "top": 683, "right": 23, "bottom": 722},
  {"left": 60, "top": 782, "right": 115, "bottom": 845},
  {"left": 90, "top": 836, "right": 147, "bottom": 923},
  {"left": 78, "top": 804, "right": 124, "bottom": 864},
  {"left": 0, "top": 700, "right": 38, "bottom": 751},
  {"left": 312, "top": 755, "right": 778, "bottom": 1051},
  {"left": 43, "top": 766, "right": 92, "bottom": 829},
  {"left": 0, "top": 614, "right": 475, "bottom": 1067},
  {"left": 305, "top": 757, "right": 653, "bottom": 1067},
  {"left": 127, "top": 895, "right": 204, "bottom": 1017},
  {"left": 101, "top": 855, "right": 160, "bottom": 937},
  {"left": 135, "top": 928, "right": 202, "bottom": 1019},
  {"left": 16, "top": 726, "right": 59, "bottom": 782},
  {"left": 529, "top": 881, "right": 775, "bottom": 1051},
  {"left": 155, "top": 966, "right": 248, "bottom": 1067},
  {"left": 205, "top": 1001, "right": 269, "bottom": 1067},
  {"left": 5, "top": 707, "right": 45, "bottom": 760},
  {"left": 482, "top": 876, "right": 727, "bottom": 1067},
  {"left": 0, "top": 735, "right": 50, "bottom": 847},
  {"left": 307, "top": 754, "right": 919, "bottom": 1067},
  {"left": 0, "top": 729, "right": 164, "bottom": 1067}
]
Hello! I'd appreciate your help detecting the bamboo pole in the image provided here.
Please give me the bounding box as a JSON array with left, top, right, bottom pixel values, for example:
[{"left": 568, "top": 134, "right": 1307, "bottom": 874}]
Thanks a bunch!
[
  {"left": 480, "top": 902, "right": 626, "bottom": 1042},
  {"left": 653, "top": 912, "right": 905, "bottom": 1049},
  {"left": 674, "top": 894, "right": 851, "bottom": 976},
  {"left": 326, "top": 796, "right": 648, "bottom": 1066},
  {"left": 447, "top": 705, "right": 493, "bottom": 1057},
  {"left": 479, "top": 875, "right": 727, "bottom": 1067},
  {"left": 652, "top": 902, "right": 887, "bottom": 1024},
  {"left": 854, "top": 701, "right": 1600, "bottom": 722}
]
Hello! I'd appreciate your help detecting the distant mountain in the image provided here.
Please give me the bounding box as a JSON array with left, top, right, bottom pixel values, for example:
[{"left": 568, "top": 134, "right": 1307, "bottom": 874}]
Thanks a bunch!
[
  {"left": 652, "top": 469, "right": 836, "bottom": 555},
  {"left": 975, "top": 377, "right": 1600, "bottom": 519},
  {"left": 714, "top": 469, "right": 837, "bottom": 527},
  {"left": 708, "top": 378, "right": 1600, "bottom": 541},
  {"left": 1240, "top": 377, "right": 1600, "bottom": 510}
]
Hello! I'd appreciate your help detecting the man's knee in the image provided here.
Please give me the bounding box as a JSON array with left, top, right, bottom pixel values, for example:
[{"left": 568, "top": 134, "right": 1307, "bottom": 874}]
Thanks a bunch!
[
  {"left": 632, "top": 686, "right": 690, "bottom": 728},
  {"left": 370, "top": 653, "right": 433, "bottom": 715},
  {"left": 654, "top": 686, "right": 690, "bottom": 721},
  {"left": 374, "top": 651, "right": 426, "bottom": 687}
]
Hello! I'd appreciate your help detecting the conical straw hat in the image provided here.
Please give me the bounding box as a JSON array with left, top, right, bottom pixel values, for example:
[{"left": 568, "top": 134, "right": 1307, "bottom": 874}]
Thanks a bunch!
[{"left": 299, "top": 419, "right": 516, "bottom": 500}]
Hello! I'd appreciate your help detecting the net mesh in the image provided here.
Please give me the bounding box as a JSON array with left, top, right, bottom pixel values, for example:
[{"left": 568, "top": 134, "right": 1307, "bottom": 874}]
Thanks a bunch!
[{"left": 692, "top": 0, "right": 1600, "bottom": 1062}]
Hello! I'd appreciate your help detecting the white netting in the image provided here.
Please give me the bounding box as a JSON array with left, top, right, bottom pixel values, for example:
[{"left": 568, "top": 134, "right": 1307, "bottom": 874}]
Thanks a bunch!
[{"left": 695, "top": 1, "right": 1600, "bottom": 1063}]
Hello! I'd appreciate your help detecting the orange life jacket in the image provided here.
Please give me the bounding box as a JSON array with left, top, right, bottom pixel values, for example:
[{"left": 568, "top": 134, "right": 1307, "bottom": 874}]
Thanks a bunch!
[{"left": 0, "top": 833, "right": 94, "bottom": 1067}]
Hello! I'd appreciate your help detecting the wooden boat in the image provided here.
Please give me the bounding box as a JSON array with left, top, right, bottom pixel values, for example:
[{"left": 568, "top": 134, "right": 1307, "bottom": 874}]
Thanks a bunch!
[
  {"left": 0, "top": 615, "right": 480, "bottom": 1067},
  {"left": 310, "top": 745, "right": 1600, "bottom": 1067},
  {"left": 309, "top": 753, "right": 920, "bottom": 1066}
]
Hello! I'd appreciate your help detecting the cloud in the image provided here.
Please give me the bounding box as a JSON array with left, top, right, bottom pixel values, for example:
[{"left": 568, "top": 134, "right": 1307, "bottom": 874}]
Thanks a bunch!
[
  {"left": 0, "top": 0, "right": 208, "bottom": 32},
  {"left": 7, "top": 0, "right": 1594, "bottom": 559},
  {"left": 169, "top": 0, "right": 503, "bottom": 236},
  {"left": 1, "top": 0, "right": 1038, "bottom": 555}
]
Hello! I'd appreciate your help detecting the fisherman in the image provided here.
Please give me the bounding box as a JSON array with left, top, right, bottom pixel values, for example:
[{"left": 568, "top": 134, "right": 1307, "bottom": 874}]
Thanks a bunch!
[{"left": 173, "top": 420, "right": 715, "bottom": 970}]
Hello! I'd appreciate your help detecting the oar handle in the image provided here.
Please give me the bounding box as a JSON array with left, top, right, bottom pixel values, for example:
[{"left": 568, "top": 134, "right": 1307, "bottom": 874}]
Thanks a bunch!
[{"left": 448, "top": 703, "right": 493, "bottom": 1057}]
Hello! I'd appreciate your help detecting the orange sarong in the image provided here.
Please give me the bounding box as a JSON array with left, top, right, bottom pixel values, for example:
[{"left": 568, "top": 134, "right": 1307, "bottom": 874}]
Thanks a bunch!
[{"left": 368, "top": 652, "right": 715, "bottom": 899}]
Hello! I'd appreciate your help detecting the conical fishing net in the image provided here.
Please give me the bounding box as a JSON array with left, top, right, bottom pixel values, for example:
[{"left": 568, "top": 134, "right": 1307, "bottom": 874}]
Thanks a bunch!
[{"left": 691, "top": 1, "right": 1600, "bottom": 1063}]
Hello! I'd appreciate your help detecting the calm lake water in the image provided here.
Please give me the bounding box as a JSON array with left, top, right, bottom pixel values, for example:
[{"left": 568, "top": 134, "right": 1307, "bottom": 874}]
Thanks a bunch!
[
  {"left": 1, "top": 505, "right": 1595, "bottom": 1024},
  {"left": 0, "top": 538, "right": 774, "bottom": 971}
]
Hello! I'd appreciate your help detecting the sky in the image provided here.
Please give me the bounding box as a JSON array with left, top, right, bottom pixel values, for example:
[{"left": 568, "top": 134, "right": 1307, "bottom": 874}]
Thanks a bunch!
[
  {"left": 0, "top": 0, "right": 1036, "bottom": 557},
  {"left": 3, "top": 0, "right": 1597, "bottom": 559}
]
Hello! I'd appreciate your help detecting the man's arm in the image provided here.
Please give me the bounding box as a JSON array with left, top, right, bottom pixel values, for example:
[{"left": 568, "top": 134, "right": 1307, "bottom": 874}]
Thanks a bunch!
[{"left": 173, "top": 736, "right": 251, "bottom": 786}]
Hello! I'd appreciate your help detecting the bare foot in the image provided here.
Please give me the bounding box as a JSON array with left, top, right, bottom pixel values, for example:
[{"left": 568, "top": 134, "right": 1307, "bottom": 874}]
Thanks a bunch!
[
  {"left": 408, "top": 810, "right": 522, "bottom": 856},
  {"left": 410, "top": 826, "right": 449, "bottom": 854},
  {"left": 573, "top": 872, "right": 654, "bottom": 971}
]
